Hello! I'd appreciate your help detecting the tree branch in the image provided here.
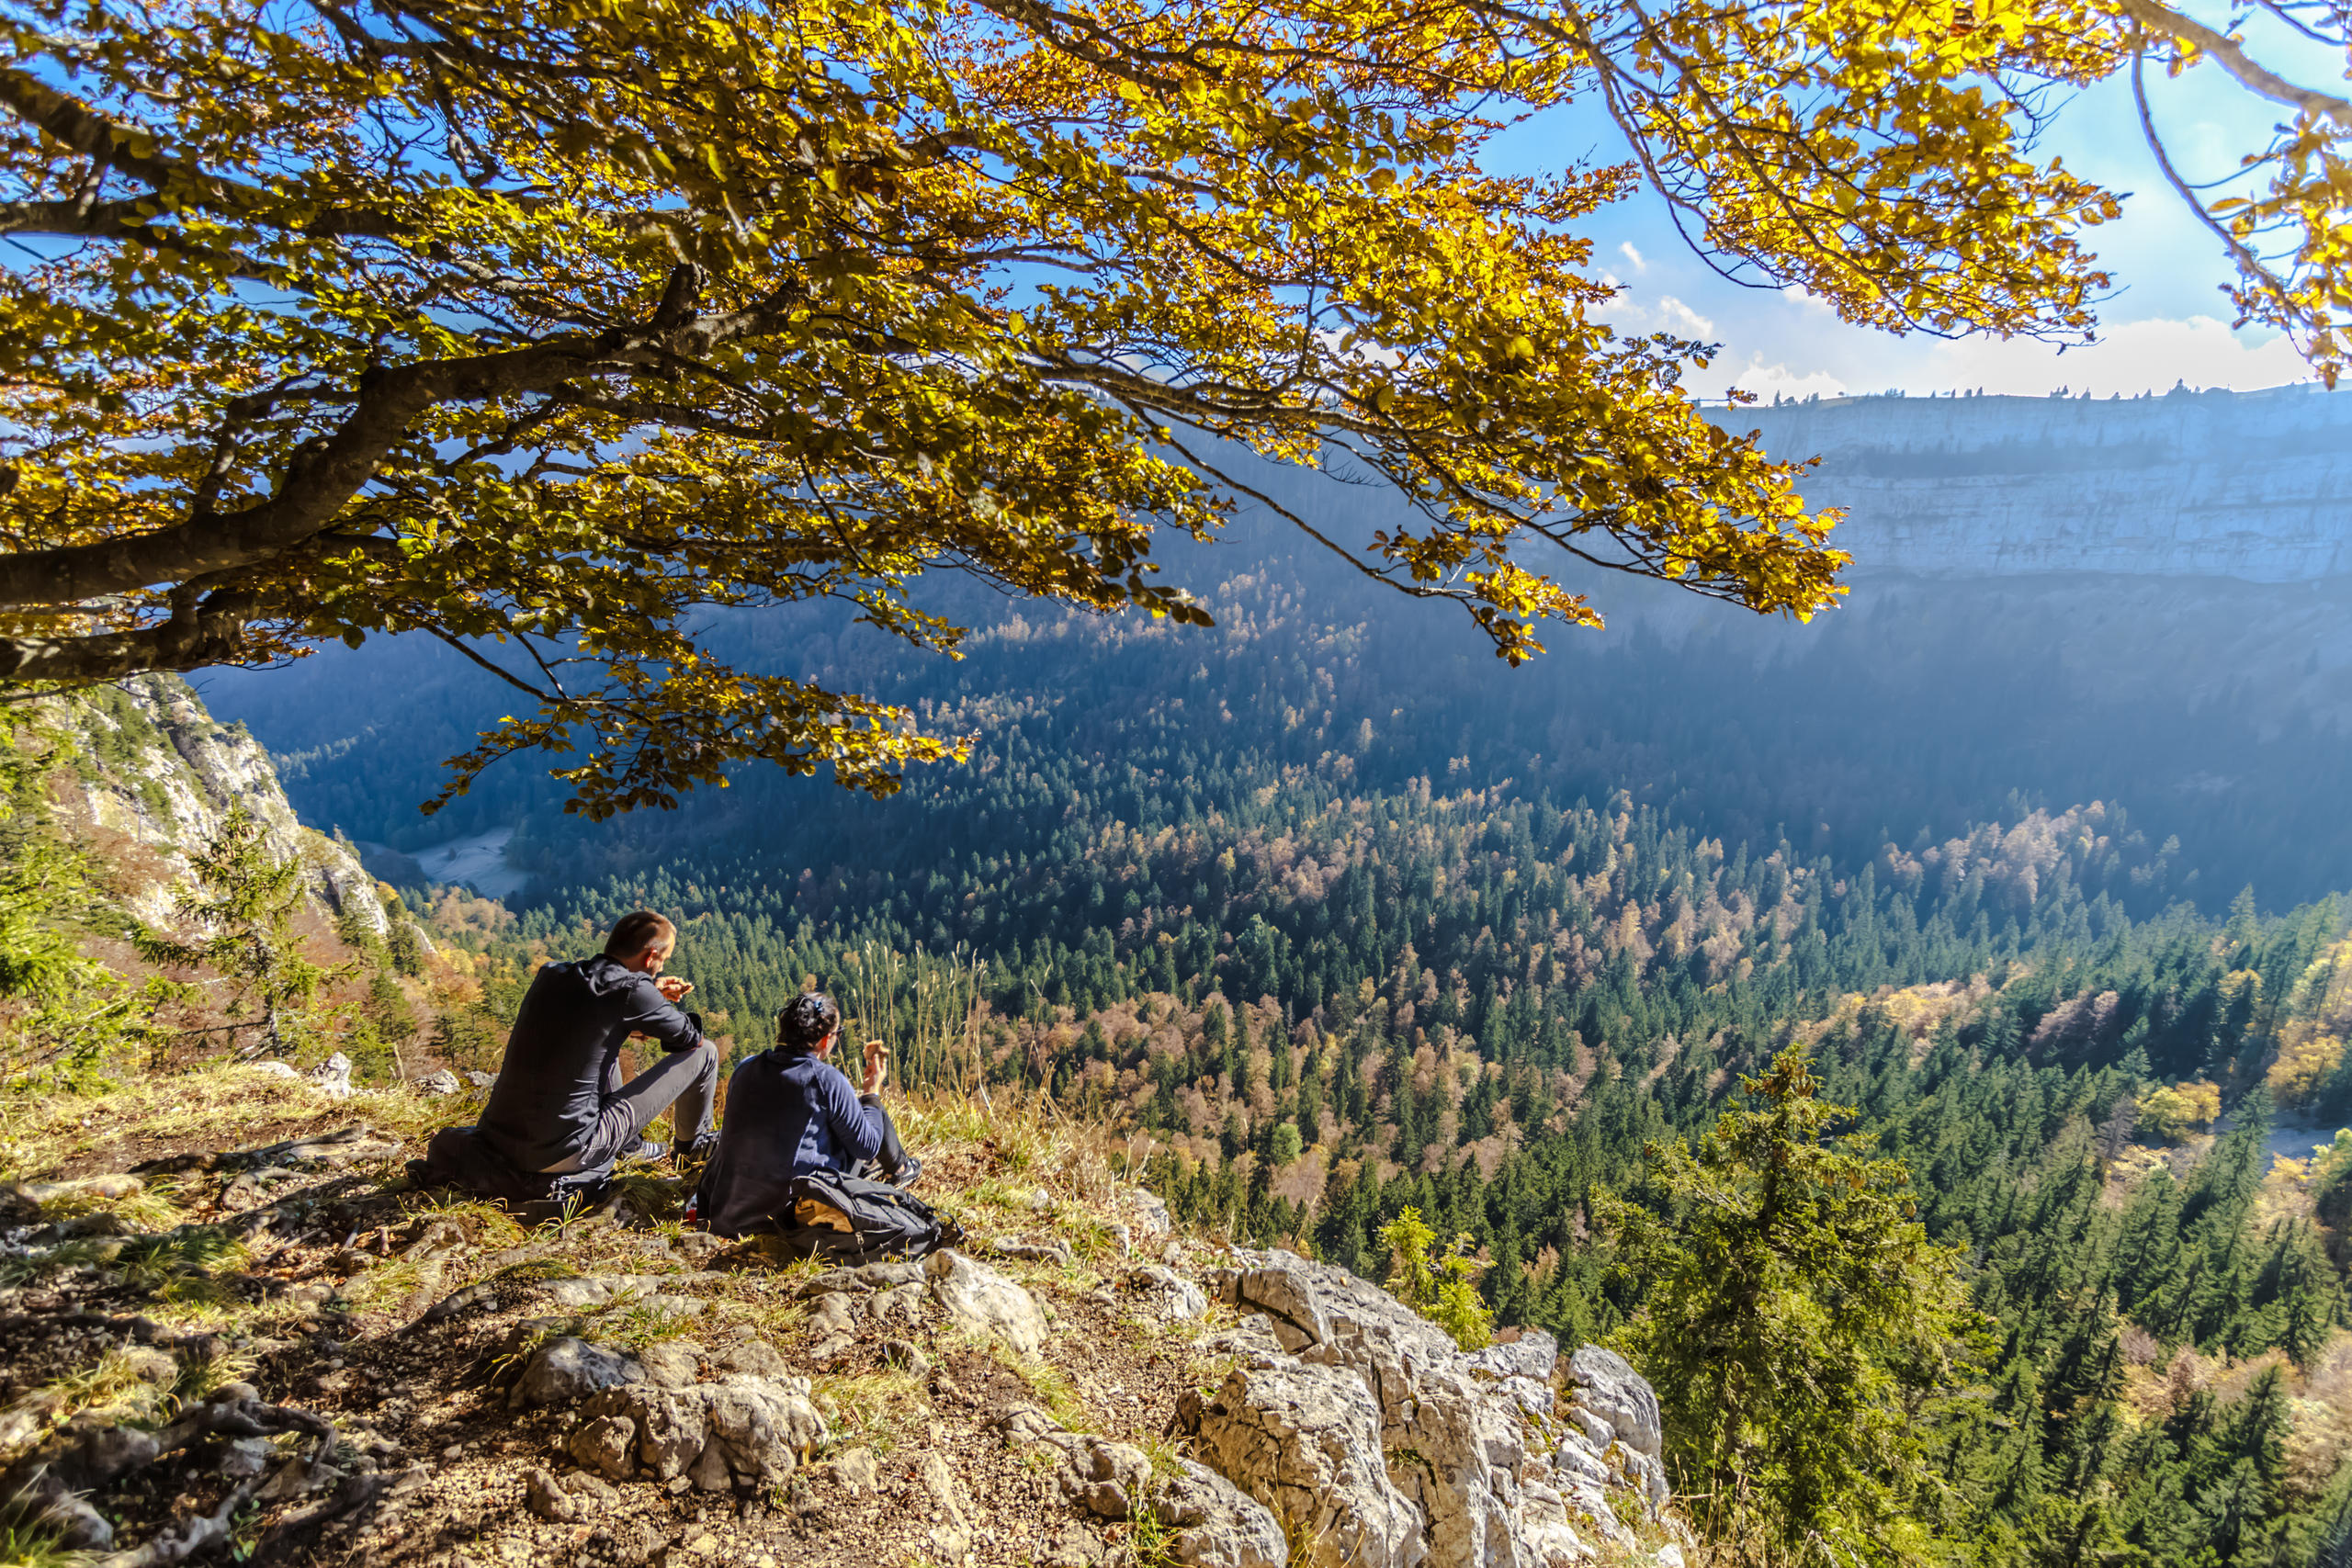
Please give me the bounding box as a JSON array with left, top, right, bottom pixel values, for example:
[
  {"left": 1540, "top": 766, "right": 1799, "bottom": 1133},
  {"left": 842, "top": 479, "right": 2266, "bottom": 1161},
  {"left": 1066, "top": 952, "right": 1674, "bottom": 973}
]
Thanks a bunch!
[
  {"left": 0, "top": 266, "right": 780, "bottom": 608},
  {"left": 2110, "top": 0, "right": 2352, "bottom": 124}
]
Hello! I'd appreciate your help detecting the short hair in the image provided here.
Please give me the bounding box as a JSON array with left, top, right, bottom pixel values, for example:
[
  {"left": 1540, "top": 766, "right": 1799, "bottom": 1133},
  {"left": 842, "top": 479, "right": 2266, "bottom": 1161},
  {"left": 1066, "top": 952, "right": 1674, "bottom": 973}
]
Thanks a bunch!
[
  {"left": 777, "top": 991, "right": 842, "bottom": 1052},
  {"left": 604, "top": 910, "right": 675, "bottom": 960}
]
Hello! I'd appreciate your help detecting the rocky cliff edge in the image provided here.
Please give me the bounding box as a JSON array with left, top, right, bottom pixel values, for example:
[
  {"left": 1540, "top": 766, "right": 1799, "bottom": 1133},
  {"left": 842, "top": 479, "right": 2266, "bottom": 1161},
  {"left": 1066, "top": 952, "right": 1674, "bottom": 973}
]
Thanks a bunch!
[{"left": 0, "top": 1082, "right": 1683, "bottom": 1568}]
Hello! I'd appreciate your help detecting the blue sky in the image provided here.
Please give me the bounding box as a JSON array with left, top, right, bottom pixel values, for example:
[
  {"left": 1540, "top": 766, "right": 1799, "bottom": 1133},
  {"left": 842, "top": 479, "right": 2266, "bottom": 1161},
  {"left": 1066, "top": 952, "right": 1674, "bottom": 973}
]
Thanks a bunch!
[{"left": 1487, "top": 34, "right": 2348, "bottom": 399}]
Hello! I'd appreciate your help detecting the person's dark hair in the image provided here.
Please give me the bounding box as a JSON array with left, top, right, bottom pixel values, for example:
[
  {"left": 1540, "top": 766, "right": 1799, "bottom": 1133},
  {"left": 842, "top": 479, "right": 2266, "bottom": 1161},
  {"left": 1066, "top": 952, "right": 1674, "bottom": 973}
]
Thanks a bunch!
[
  {"left": 777, "top": 992, "right": 842, "bottom": 1053},
  {"left": 604, "top": 910, "right": 675, "bottom": 960}
]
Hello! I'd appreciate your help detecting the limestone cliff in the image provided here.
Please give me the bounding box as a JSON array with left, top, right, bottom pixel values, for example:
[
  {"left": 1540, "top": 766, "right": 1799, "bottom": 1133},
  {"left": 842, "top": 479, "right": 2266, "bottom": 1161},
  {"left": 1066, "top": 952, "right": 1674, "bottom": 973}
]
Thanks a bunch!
[
  {"left": 51, "top": 673, "right": 389, "bottom": 938},
  {"left": 1711, "top": 383, "right": 2352, "bottom": 582}
]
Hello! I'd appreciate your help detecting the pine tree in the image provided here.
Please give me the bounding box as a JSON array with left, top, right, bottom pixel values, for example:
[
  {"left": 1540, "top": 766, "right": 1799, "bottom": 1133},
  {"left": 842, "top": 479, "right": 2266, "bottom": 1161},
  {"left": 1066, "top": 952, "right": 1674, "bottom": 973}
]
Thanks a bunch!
[{"left": 1597, "top": 1047, "right": 1979, "bottom": 1566}]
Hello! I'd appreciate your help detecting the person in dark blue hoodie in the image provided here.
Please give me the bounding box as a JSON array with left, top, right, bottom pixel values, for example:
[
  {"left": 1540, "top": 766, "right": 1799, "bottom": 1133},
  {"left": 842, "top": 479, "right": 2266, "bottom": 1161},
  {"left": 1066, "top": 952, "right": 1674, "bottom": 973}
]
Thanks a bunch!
[
  {"left": 475, "top": 910, "right": 719, "bottom": 1183},
  {"left": 694, "top": 990, "right": 919, "bottom": 1237}
]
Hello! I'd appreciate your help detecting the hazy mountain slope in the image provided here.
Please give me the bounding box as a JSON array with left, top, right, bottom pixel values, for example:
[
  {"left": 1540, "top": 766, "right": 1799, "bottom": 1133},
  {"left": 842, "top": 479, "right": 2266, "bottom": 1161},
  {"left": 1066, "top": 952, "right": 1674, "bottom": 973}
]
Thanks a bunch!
[{"left": 198, "top": 385, "right": 2352, "bottom": 907}]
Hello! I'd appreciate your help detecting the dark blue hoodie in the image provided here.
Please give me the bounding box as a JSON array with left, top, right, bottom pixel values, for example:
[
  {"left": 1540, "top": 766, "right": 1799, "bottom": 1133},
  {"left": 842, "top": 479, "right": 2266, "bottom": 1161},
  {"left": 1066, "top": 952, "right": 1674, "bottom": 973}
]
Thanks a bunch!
[{"left": 695, "top": 1048, "right": 886, "bottom": 1236}]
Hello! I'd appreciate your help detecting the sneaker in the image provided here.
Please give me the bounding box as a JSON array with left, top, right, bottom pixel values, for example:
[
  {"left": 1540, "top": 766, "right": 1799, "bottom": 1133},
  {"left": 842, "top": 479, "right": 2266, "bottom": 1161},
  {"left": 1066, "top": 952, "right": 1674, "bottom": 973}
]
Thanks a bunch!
[
  {"left": 621, "top": 1137, "right": 669, "bottom": 1163},
  {"left": 886, "top": 1156, "right": 923, "bottom": 1191},
  {"left": 673, "top": 1134, "right": 719, "bottom": 1175}
]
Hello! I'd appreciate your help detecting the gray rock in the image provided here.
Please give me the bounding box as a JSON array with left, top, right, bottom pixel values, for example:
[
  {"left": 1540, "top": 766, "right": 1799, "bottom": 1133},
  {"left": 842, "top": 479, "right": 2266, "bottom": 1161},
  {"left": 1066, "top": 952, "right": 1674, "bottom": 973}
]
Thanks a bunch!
[
  {"left": 1057, "top": 1435, "right": 1154, "bottom": 1519},
  {"left": 310, "top": 1052, "right": 355, "bottom": 1100},
  {"left": 9, "top": 1173, "right": 143, "bottom": 1211},
  {"left": 524, "top": 1464, "right": 582, "bottom": 1521},
  {"left": 1177, "top": 1359, "right": 1425, "bottom": 1568},
  {"left": 883, "top": 1338, "right": 932, "bottom": 1376},
  {"left": 543, "top": 1273, "right": 715, "bottom": 1319},
  {"left": 465, "top": 1070, "right": 497, "bottom": 1089},
  {"left": 688, "top": 1440, "right": 732, "bottom": 1493},
  {"left": 715, "top": 1340, "right": 787, "bottom": 1380},
  {"left": 869, "top": 1281, "right": 927, "bottom": 1332},
  {"left": 1129, "top": 1263, "right": 1209, "bottom": 1321},
  {"left": 1568, "top": 1346, "right": 1665, "bottom": 1463},
  {"left": 671, "top": 1231, "right": 733, "bottom": 1266},
  {"left": 219, "top": 1437, "right": 274, "bottom": 1479},
  {"left": 696, "top": 1375, "right": 826, "bottom": 1486},
  {"left": 637, "top": 1340, "right": 704, "bottom": 1390},
  {"left": 415, "top": 1069, "right": 461, "bottom": 1096},
  {"left": 510, "top": 1337, "right": 644, "bottom": 1409},
  {"left": 567, "top": 1415, "right": 637, "bottom": 1481},
  {"left": 788, "top": 1258, "right": 929, "bottom": 1297},
  {"left": 1125, "top": 1190, "right": 1174, "bottom": 1235},
  {"left": 248, "top": 1061, "right": 299, "bottom": 1079},
  {"left": 1463, "top": 1331, "right": 1559, "bottom": 1384},
  {"left": 806, "top": 1292, "right": 858, "bottom": 1338},
  {"left": 1154, "top": 1459, "right": 1290, "bottom": 1568},
  {"left": 1212, "top": 1249, "right": 1653, "bottom": 1567},
  {"left": 924, "top": 1248, "right": 1048, "bottom": 1356},
  {"left": 985, "top": 1236, "right": 1074, "bottom": 1267},
  {"left": 826, "top": 1446, "right": 878, "bottom": 1495},
  {"left": 571, "top": 1377, "right": 825, "bottom": 1491}
]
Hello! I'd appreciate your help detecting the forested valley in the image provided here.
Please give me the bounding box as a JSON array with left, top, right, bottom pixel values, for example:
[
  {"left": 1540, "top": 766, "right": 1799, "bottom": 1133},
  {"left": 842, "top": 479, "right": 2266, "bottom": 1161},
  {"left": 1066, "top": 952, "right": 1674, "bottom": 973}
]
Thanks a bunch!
[{"left": 197, "top": 530, "right": 2352, "bottom": 1568}]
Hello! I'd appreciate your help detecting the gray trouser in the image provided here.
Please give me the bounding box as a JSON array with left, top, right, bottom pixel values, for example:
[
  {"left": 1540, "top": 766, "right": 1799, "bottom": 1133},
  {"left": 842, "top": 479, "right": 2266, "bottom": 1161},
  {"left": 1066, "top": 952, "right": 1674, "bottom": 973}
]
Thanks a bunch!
[{"left": 545, "top": 1042, "right": 719, "bottom": 1174}]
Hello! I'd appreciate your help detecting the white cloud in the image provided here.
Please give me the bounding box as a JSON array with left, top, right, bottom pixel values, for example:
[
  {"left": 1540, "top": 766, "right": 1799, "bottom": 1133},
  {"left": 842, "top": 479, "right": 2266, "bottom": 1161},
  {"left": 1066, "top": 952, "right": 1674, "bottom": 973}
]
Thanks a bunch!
[
  {"left": 1609, "top": 291, "right": 1716, "bottom": 338},
  {"left": 1907, "top": 315, "right": 2319, "bottom": 398},
  {"left": 1715, "top": 352, "right": 1849, "bottom": 403},
  {"left": 1619, "top": 242, "right": 1647, "bottom": 273}
]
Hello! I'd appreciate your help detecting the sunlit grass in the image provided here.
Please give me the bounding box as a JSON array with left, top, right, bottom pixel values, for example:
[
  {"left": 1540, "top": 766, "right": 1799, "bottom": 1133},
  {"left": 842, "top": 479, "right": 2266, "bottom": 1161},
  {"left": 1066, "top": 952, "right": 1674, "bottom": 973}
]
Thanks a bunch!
[
  {"left": 0, "top": 1055, "right": 461, "bottom": 1184},
  {"left": 38, "top": 1347, "right": 176, "bottom": 1429},
  {"left": 811, "top": 1366, "right": 927, "bottom": 1457},
  {"left": 983, "top": 1338, "right": 1089, "bottom": 1431},
  {"left": 0, "top": 1518, "right": 95, "bottom": 1568}
]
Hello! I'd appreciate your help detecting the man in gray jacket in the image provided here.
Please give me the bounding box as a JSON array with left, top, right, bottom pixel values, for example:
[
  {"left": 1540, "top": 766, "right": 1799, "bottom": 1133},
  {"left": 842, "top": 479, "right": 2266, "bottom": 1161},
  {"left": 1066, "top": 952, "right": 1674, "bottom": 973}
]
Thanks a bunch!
[{"left": 477, "top": 910, "right": 719, "bottom": 1181}]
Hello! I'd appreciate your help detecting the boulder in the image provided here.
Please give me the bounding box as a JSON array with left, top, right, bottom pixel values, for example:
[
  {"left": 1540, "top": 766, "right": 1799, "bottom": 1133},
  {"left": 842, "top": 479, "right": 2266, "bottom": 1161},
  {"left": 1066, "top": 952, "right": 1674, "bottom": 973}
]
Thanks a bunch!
[
  {"left": 567, "top": 1414, "right": 637, "bottom": 1481},
  {"left": 1129, "top": 1264, "right": 1209, "bottom": 1321},
  {"left": 310, "top": 1053, "right": 355, "bottom": 1100},
  {"left": 925, "top": 1248, "right": 1048, "bottom": 1356},
  {"left": 570, "top": 1377, "right": 825, "bottom": 1489},
  {"left": 1177, "top": 1359, "right": 1425, "bottom": 1568},
  {"left": 509, "top": 1337, "right": 644, "bottom": 1409},
  {"left": 1567, "top": 1346, "right": 1665, "bottom": 1463},
  {"left": 696, "top": 1375, "right": 827, "bottom": 1486},
  {"left": 638, "top": 1341, "right": 704, "bottom": 1390},
  {"left": 1203, "top": 1248, "right": 1664, "bottom": 1568},
  {"left": 415, "top": 1069, "right": 461, "bottom": 1096},
  {"left": 1153, "top": 1459, "right": 1290, "bottom": 1568}
]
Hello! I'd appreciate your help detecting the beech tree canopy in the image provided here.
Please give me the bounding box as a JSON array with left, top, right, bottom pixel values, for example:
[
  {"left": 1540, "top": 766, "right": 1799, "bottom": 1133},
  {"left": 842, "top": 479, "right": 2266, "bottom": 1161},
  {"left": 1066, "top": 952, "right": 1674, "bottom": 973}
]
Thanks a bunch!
[{"left": 0, "top": 0, "right": 2344, "bottom": 815}]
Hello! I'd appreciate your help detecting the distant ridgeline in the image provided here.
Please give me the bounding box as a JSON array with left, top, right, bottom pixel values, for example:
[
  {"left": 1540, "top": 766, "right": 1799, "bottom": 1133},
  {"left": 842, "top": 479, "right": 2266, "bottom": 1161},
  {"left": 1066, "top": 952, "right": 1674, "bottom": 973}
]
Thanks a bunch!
[{"left": 1712, "top": 383, "right": 2352, "bottom": 581}]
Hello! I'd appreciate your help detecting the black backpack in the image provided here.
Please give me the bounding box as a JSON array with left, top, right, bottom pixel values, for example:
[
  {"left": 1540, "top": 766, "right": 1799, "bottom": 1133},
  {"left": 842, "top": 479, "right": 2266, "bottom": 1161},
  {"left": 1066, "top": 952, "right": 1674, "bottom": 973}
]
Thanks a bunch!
[{"left": 709, "top": 1168, "right": 960, "bottom": 1264}]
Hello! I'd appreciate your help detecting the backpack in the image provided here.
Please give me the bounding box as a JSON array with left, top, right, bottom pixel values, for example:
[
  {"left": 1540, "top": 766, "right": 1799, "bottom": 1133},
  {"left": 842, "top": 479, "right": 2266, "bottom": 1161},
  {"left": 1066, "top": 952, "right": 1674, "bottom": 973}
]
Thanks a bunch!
[{"left": 700, "top": 1168, "right": 959, "bottom": 1264}]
